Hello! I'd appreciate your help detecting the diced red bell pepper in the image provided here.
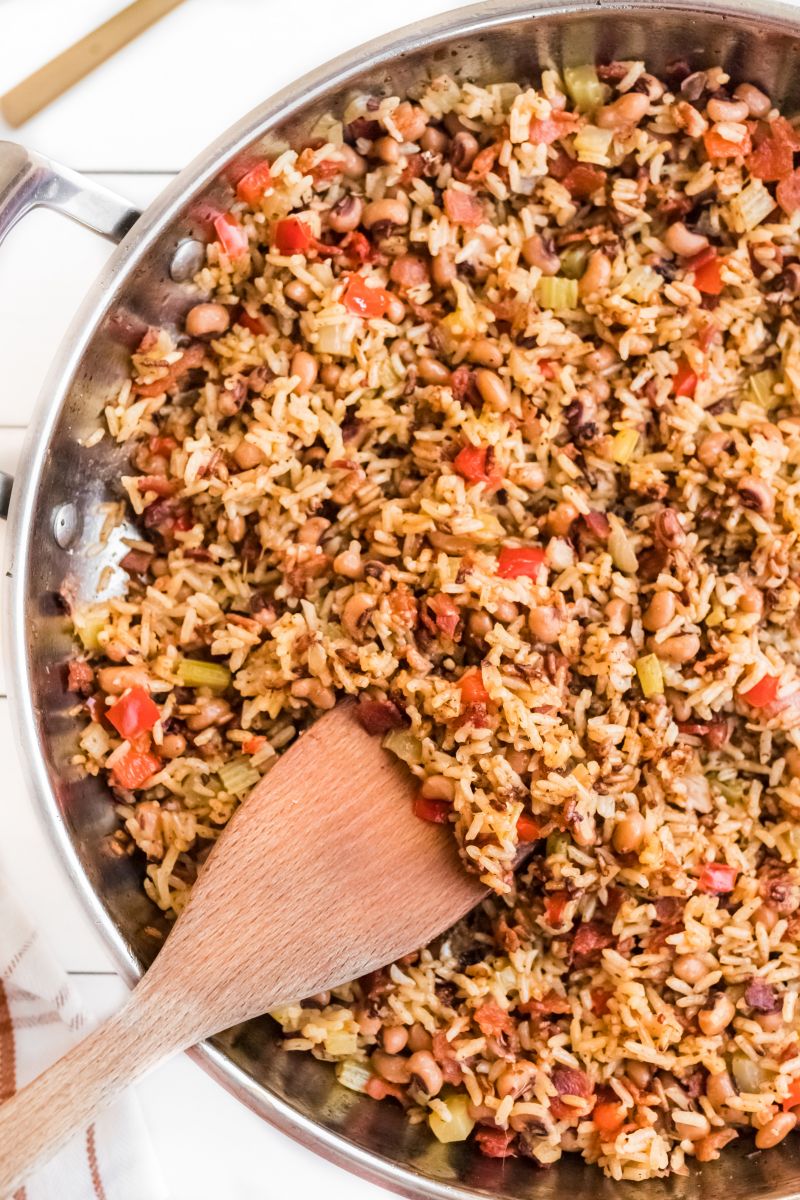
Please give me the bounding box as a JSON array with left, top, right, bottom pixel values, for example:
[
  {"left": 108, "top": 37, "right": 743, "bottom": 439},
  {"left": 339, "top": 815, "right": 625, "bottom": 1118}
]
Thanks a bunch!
[
  {"left": 688, "top": 249, "right": 724, "bottom": 295},
  {"left": 673, "top": 357, "right": 698, "bottom": 398},
  {"left": 341, "top": 273, "right": 391, "bottom": 319},
  {"left": 112, "top": 745, "right": 162, "bottom": 790},
  {"left": 517, "top": 813, "right": 542, "bottom": 842},
  {"left": 741, "top": 673, "right": 780, "bottom": 707},
  {"left": 698, "top": 321, "right": 720, "bottom": 353},
  {"left": 213, "top": 213, "right": 249, "bottom": 259},
  {"left": 777, "top": 168, "right": 800, "bottom": 215},
  {"left": 413, "top": 794, "right": 451, "bottom": 824},
  {"left": 459, "top": 668, "right": 489, "bottom": 705},
  {"left": 274, "top": 217, "right": 312, "bottom": 255},
  {"left": 106, "top": 686, "right": 160, "bottom": 741},
  {"left": 443, "top": 188, "right": 484, "bottom": 227},
  {"left": 545, "top": 891, "right": 569, "bottom": 926},
  {"left": 593, "top": 1098, "right": 625, "bottom": 1138},
  {"left": 243, "top": 735, "right": 266, "bottom": 755},
  {"left": 497, "top": 544, "right": 546, "bottom": 580},
  {"left": 704, "top": 128, "right": 751, "bottom": 160},
  {"left": 453, "top": 444, "right": 502, "bottom": 489},
  {"left": 782, "top": 1077, "right": 800, "bottom": 1111},
  {"left": 563, "top": 163, "right": 607, "bottom": 199},
  {"left": 698, "top": 862, "right": 738, "bottom": 894},
  {"left": 236, "top": 161, "right": 273, "bottom": 206}
]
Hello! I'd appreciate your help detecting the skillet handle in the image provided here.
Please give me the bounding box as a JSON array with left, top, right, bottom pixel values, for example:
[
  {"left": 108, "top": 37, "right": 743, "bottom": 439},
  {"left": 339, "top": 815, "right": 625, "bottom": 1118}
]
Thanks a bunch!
[{"left": 0, "top": 140, "right": 141, "bottom": 518}]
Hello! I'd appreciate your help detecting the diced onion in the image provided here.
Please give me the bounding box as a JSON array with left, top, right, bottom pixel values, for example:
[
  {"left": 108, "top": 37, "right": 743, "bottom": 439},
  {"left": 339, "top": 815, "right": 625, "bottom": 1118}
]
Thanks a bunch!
[
  {"left": 316, "top": 316, "right": 359, "bottom": 357},
  {"left": 612, "top": 428, "right": 639, "bottom": 465},
  {"left": 749, "top": 368, "right": 781, "bottom": 409},
  {"left": 608, "top": 517, "right": 638, "bottom": 574},
  {"left": 729, "top": 179, "right": 776, "bottom": 233},
  {"left": 325, "top": 1030, "right": 359, "bottom": 1057},
  {"left": 383, "top": 728, "right": 423, "bottom": 765},
  {"left": 731, "top": 1052, "right": 767, "bottom": 1093},
  {"left": 574, "top": 125, "right": 614, "bottom": 165},
  {"left": 335, "top": 1058, "right": 373, "bottom": 1093},
  {"left": 428, "top": 1093, "right": 476, "bottom": 1143},
  {"left": 177, "top": 658, "right": 232, "bottom": 689},
  {"left": 636, "top": 654, "right": 664, "bottom": 697}
]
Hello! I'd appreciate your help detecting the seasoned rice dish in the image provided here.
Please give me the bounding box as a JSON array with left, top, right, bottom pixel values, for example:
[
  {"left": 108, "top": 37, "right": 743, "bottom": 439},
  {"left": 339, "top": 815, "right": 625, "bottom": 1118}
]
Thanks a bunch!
[{"left": 67, "top": 57, "right": 800, "bottom": 1179}]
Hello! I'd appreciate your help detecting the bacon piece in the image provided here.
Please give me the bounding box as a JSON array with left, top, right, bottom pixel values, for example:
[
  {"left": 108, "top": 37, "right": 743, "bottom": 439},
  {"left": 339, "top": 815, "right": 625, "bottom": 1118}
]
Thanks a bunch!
[
  {"left": 443, "top": 189, "right": 484, "bottom": 227},
  {"left": 473, "top": 1000, "right": 513, "bottom": 1037},
  {"left": 550, "top": 1067, "right": 593, "bottom": 1121},
  {"left": 133, "top": 343, "right": 205, "bottom": 397},
  {"left": 745, "top": 978, "right": 779, "bottom": 1013},
  {"left": 475, "top": 1128, "right": 518, "bottom": 1158},
  {"left": 67, "top": 661, "right": 94, "bottom": 696},
  {"left": 432, "top": 1031, "right": 463, "bottom": 1084},
  {"left": 571, "top": 921, "right": 614, "bottom": 962},
  {"left": 356, "top": 697, "right": 407, "bottom": 735},
  {"left": 119, "top": 549, "right": 153, "bottom": 574}
]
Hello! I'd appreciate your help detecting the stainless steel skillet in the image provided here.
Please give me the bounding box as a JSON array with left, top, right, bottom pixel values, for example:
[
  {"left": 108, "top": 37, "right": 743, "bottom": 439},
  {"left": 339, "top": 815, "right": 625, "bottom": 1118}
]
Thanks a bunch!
[{"left": 4, "top": 2, "right": 800, "bottom": 1195}]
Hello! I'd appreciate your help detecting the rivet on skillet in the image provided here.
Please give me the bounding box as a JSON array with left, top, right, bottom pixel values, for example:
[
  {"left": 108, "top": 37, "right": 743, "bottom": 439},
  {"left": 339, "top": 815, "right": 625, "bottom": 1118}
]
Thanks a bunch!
[
  {"left": 170, "top": 238, "right": 206, "bottom": 282},
  {"left": 52, "top": 502, "right": 78, "bottom": 548}
]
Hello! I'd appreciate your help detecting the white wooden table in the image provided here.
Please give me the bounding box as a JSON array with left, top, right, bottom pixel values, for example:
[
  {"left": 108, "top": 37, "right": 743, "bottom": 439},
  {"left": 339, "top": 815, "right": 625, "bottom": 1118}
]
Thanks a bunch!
[{"left": 0, "top": 2, "right": 458, "bottom": 1195}]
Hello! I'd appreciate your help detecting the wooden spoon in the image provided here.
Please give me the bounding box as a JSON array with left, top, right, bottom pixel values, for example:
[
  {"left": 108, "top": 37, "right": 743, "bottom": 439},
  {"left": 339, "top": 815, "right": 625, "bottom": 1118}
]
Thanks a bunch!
[{"left": 0, "top": 703, "right": 487, "bottom": 1194}]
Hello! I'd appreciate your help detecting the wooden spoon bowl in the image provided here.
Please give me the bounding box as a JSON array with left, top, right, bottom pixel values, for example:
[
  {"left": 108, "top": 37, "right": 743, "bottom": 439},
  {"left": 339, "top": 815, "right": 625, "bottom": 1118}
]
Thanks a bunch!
[{"left": 0, "top": 703, "right": 486, "bottom": 1194}]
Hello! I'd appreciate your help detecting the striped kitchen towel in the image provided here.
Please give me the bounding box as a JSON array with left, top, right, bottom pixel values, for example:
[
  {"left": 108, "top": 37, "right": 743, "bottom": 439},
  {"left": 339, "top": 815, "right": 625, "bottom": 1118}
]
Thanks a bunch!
[{"left": 0, "top": 879, "right": 166, "bottom": 1199}]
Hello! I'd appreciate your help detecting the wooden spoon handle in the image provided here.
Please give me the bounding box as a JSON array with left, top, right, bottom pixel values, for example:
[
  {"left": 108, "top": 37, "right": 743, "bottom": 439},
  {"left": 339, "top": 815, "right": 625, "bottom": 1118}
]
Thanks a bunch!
[{"left": 0, "top": 982, "right": 197, "bottom": 1195}]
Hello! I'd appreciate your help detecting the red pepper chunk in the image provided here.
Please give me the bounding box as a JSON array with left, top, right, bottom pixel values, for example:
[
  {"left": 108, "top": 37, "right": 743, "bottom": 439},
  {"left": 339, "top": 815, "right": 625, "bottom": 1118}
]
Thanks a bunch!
[
  {"left": 593, "top": 1097, "right": 625, "bottom": 1138},
  {"left": 698, "top": 862, "right": 738, "bottom": 895},
  {"left": 782, "top": 1078, "right": 800, "bottom": 1111},
  {"left": 741, "top": 674, "right": 780, "bottom": 707},
  {"left": 673, "top": 357, "right": 698, "bottom": 398},
  {"left": 704, "top": 128, "right": 751, "bottom": 160},
  {"left": 459, "top": 668, "right": 488, "bottom": 705},
  {"left": 274, "top": 217, "right": 312, "bottom": 256},
  {"left": 517, "top": 813, "right": 542, "bottom": 842},
  {"left": 341, "top": 274, "right": 391, "bottom": 319},
  {"left": 545, "top": 891, "right": 569, "bottom": 927},
  {"left": 453, "top": 444, "right": 502, "bottom": 489},
  {"left": 106, "top": 687, "right": 160, "bottom": 741},
  {"left": 112, "top": 745, "right": 162, "bottom": 790},
  {"left": 688, "top": 249, "right": 724, "bottom": 295},
  {"left": 413, "top": 794, "right": 451, "bottom": 824},
  {"left": 236, "top": 161, "right": 273, "bottom": 206},
  {"left": 213, "top": 213, "right": 249, "bottom": 259},
  {"left": 497, "top": 544, "right": 546, "bottom": 579}
]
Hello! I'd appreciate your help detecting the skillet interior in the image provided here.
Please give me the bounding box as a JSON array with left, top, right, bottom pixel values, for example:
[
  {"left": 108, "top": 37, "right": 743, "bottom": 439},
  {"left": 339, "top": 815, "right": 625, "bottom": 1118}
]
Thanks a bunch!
[{"left": 10, "top": 2, "right": 800, "bottom": 1196}]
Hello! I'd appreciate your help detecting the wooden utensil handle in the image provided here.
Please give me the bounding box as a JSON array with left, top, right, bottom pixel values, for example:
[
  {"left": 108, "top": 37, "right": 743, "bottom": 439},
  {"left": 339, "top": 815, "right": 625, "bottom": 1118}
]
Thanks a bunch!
[{"left": 0, "top": 983, "right": 197, "bottom": 1196}]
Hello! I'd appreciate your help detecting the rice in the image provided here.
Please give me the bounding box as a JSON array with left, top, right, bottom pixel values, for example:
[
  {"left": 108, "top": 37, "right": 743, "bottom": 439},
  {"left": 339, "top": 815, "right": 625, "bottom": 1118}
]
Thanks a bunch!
[{"left": 65, "top": 59, "right": 800, "bottom": 1177}]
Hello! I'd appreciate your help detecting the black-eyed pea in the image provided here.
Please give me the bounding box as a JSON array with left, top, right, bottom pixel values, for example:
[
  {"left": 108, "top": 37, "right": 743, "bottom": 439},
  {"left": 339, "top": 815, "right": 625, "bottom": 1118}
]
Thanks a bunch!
[
  {"left": 755, "top": 1112, "right": 797, "bottom": 1149},
  {"left": 407, "top": 1050, "right": 443, "bottom": 1097}
]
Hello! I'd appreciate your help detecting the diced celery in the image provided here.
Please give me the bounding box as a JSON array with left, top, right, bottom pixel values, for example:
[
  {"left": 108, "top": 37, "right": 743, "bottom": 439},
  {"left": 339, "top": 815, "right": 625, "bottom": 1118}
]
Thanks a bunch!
[
  {"left": 316, "top": 316, "right": 359, "bottom": 357},
  {"left": 563, "top": 65, "right": 606, "bottom": 113},
  {"left": 636, "top": 654, "right": 664, "bottom": 697},
  {"left": 177, "top": 658, "right": 232, "bottom": 689},
  {"left": 74, "top": 610, "right": 108, "bottom": 651},
  {"left": 335, "top": 1058, "right": 373, "bottom": 1093},
  {"left": 612, "top": 428, "right": 639, "bottom": 465},
  {"left": 574, "top": 125, "right": 614, "bottom": 165},
  {"left": 536, "top": 276, "right": 579, "bottom": 310},
  {"left": 546, "top": 832, "right": 570, "bottom": 858},
  {"left": 383, "top": 728, "right": 423, "bottom": 765},
  {"left": 429, "top": 1094, "right": 476, "bottom": 1143},
  {"left": 560, "top": 245, "right": 590, "bottom": 279},
  {"left": 325, "top": 1030, "right": 359, "bottom": 1057},
  {"left": 749, "top": 368, "right": 781, "bottom": 409},
  {"left": 218, "top": 756, "right": 260, "bottom": 796},
  {"left": 730, "top": 179, "right": 776, "bottom": 233}
]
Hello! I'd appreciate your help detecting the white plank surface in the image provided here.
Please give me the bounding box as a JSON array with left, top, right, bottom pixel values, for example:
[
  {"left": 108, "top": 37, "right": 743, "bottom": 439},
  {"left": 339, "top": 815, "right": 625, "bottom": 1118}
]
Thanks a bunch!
[{"left": 0, "top": 1, "right": 479, "bottom": 1193}]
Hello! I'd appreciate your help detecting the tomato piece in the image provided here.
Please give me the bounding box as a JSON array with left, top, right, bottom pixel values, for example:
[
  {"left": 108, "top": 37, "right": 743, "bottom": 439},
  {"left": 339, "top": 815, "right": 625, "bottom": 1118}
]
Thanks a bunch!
[
  {"left": 563, "top": 163, "right": 607, "bottom": 199},
  {"left": 459, "top": 669, "right": 489, "bottom": 705},
  {"left": 777, "top": 168, "right": 800, "bottom": 215},
  {"left": 112, "top": 745, "right": 162, "bottom": 790},
  {"left": 747, "top": 117, "right": 800, "bottom": 181},
  {"left": 689, "top": 249, "right": 724, "bottom": 295},
  {"left": 698, "top": 862, "right": 738, "bottom": 895},
  {"left": 413, "top": 794, "right": 451, "bottom": 824},
  {"left": 474, "top": 1000, "right": 513, "bottom": 1036},
  {"left": 341, "top": 273, "right": 391, "bottom": 319},
  {"left": 236, "top": 161, "right": 273, "bottom": 206},
  {"left": 453, "top": 443, "right": 502, "bottom": 489},
  {"left": 672, "top": 357, "right": 698, "bottom": 398},
  {"left": 443, "top": 188, "right": 484, "bottom": 227},
  {"left": 497, "top": 544, "right": 547, "bottom": 579},
  {"left": 782, "top": 1078, "right": 800, "bottom": 1111},
  {"left": 517, "top": 813, "right": 542, "bottom": 842},
  {"left": 243, "top": 735, "right": 266, "bottom": 755},
  {"left": 274, "top": 217, "right": 312, "bottom": 255},
  {"left": 545, "top": 891, "right": 569, "bottom": 927},
  {"left": 593, "top": 1099, "right": 625, "bottom": 1138},
  {"left": 213, "top": 212, "right": 249, "bottom": 259},
  {"left": 704, "top": 128, "right": 751, "bottom": 160},
  {"left": 106, "top": 686, "right": 160, "bottom": 740},
  {"left": 741, "top": 673, "right": 780, "bottom": 707}
]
